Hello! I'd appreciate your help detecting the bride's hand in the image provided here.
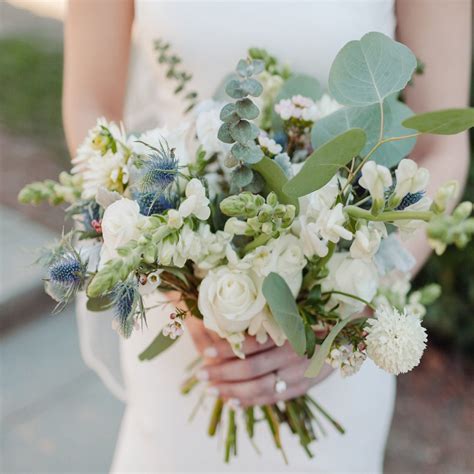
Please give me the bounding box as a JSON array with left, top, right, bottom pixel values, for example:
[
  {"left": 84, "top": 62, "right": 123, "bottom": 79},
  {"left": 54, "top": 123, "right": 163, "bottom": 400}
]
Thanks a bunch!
[{"left": 186, "top": 318, "right": 333, "bottom": 407}]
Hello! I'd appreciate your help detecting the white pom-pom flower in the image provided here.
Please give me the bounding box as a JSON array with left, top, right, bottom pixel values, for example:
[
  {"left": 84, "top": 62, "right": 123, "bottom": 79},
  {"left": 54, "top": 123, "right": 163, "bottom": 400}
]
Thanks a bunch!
[{"left": 365, "top": 306, "right": 427, "bottom": 375}]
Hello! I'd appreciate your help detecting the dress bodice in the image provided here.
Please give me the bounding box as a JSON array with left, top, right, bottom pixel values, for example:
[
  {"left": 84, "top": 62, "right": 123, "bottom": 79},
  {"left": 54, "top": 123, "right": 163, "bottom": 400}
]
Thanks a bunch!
[{"left": 124, "top": 0, "right": 395, "bottom": 131}]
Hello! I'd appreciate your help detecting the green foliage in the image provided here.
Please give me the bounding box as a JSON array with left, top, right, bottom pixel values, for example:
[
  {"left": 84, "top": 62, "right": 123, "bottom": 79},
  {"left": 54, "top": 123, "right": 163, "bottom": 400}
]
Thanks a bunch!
[
  {"left": 154, "top": 39, "right": 198, "bottom": 113},
  {"left": 328, "top": 32, "right": 417, "bottom": 107},
  {"left": 304, "top": 318, "right": 353, "bottom": 377},
  {"left": 138, "top": 331, "right": 178, "bottom": 360},
  {"left": 402, "top": 108, "right": 474, "bottom": 135},
  {"left": 86, "top": 295, "right": 113, "bottom": 312},
  {"left": 274, "top": 74, "right": 322, "bottom": 102},
  {"left": 284, "top": 129, "right": 366, "bottom": 198},
  {"left": 262, "top": 273, "right": 306, "bottom": 356},
  {"left": 251, "top": 156, "right": 299, "bottom": 208},
  {"left": 0, "top": 36, "right": 65, "bottom": 154}
]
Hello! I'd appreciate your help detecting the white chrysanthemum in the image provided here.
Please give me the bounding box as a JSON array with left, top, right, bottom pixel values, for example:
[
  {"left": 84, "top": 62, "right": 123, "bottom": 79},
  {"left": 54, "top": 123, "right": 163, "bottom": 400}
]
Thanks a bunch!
[{"left": 365, "top": 306, "right": 427, "bottom": 375}]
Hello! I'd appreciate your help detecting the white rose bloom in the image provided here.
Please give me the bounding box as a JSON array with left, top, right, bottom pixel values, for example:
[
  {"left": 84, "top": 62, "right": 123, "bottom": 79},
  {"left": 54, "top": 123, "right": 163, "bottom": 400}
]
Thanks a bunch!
[
  {"left": 394, "top": 159, "right": 430, "bottom": 200},
  {"left": 322, "top": 252, "right": 379, "bottom": 317},
  {"left": 198, "top": 266, "right": 266, "bottom": 347},
  {"left": 359, "top": 161, "right": 392, "bottom": 202},
  {"left": 350, "top": 222, "right": 387, "bottom": 260},
  {"left": 365, "top": 306, "right": 427, "bottom": 375},
  {"left": 316, "top": 203, "right": 353, "bottom": 243},
  {"left": 196, "top": 103, "right": 231, "bottom": 157},
  {"left": 100, "top": 198, "right": 145, "bottom": 265},
  {"left": 178, "top": 178, "right": 211, "bottom": 220}
]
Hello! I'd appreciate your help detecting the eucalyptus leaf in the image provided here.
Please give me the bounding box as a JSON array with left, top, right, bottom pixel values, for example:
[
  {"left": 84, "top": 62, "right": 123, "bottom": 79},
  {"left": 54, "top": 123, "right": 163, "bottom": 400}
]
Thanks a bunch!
[
  {"left": 225, "top": 79, "right": 247, "bottom": 99},
  {"left": 283, "top": 128, "right": 366, "bottom": 198},
  {"left": 401, "top": 108, "right": 474, "bottom": 135},
  {"left": 328, "top": 32, "right": 417, "bottom": 107},
  {"left": 231, "top": 142, "right": 264, "bottom": 164},
  {"left": 86, "top": 295, "right": 113, "bottom": 312},
  {"left": 236, "top": 59, "right": 253, "bottom": 78},
  {"left": 138, "top": 331, "right": 178, "bottom": 361},
  {"left": 231, "top": 166, "right": 254, "bottom": 187},
  {"left": 241, "top": 78, "right": 263, "bottom": 97},
  {"left": 236, "top": 98, "right": 260, "bottom": 120},
  {"left": 220, "top": 103, "right": 239, "bottom": 123},
  {"left": 304, "top": 318, "right": 352, "bottom": 377},
  {"left": 230, "top": 120, "right": 259, "bottom": 145},
  {"left": 251, "top": 156, "right": 298, "bottom": 209},
  {"left": 275, "top": 74, "right": 323, "bottom": 101},
  {"left": 217, "top": 123, "right": 234, "bottom": 144},
  {"left": 262, "top": 273, "right": 306, "bottom": 356}
]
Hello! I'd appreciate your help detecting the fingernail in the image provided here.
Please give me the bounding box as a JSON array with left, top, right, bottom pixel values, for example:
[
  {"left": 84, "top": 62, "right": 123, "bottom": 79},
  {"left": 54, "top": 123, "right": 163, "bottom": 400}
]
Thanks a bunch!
[
  {"left": 206, "top": 386, "right": 219, "bottom": 397},
  {"left": 227, "top": 398, "right": 241, "bottom": 409},
  {"left": 196, "top": 369, "right": 209, "bottom": 381},
  {"left": 203, "top": 346, "right": 218, "bottom": 358}
]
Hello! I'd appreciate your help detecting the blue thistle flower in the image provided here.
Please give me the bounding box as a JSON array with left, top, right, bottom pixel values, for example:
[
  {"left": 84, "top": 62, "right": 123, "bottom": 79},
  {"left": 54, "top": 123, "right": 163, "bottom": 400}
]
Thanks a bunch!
[
  {"left": 397, "top": 191, "right": 425, "bottom": 211},
  {"left": 112, "top": 279, "right": 139, "bottom": 338},
  {"left": 49, "top": 255, "right": 85, "bottom": 287},
  {"left": 138, "top": 141, "right": 179, "bottom": 192},
  {"left": 135, "top": 192, "right": 176, "bottom": 216}
]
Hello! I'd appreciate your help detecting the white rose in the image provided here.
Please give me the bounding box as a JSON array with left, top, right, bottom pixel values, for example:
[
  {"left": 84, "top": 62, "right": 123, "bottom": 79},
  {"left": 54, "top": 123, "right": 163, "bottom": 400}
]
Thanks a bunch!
[
  {"left": 100, "top": 198, "right": 144, "bottom": 265},
  {"left": 198, "top": 266, "right": 266, "bottom": 339},
  {"left": 350, "top": 222, "right": 387, "bottom": 260},
  {"left": 322, "top": 252, "right": 379, "bottom": 317}
]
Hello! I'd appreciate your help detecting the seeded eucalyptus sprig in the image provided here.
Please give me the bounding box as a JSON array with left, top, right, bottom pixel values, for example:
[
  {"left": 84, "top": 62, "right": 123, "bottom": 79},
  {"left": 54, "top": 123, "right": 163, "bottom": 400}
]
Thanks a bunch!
[
  {"left": 154, "top": 39, "right": 199, "bottom": 113},
  {"left": 218, "top": 58, "right": 266, "bottom": 190}
]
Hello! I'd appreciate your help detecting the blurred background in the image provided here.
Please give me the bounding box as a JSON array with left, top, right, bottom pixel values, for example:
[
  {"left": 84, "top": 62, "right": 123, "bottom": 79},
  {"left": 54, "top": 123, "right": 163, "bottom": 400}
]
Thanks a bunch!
[{"left": 0, "top": 1, "right": 472, "bottom": 473}]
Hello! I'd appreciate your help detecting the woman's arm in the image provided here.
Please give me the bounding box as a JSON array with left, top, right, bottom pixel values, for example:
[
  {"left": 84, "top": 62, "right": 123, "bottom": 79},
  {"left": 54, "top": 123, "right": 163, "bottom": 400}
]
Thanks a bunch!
[
  {"left": 396, "top": 0, "right": 471, "bottom": 274},
  {"left": 63, "top": 0, "right": 134, "bottom": 155}
]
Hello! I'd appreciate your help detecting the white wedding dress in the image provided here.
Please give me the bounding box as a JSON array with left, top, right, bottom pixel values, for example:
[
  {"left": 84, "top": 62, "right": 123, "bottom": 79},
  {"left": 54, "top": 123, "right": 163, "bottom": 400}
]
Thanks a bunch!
[{"left": 77, "top": 1, "right": 397, "bottom": 472}]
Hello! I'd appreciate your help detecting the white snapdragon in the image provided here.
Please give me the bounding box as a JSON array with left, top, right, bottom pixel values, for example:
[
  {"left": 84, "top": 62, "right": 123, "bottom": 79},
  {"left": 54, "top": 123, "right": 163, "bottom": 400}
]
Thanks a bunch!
[
  {"left": 167, "top": 209, "right": 183, "bottom": 229},
  {"left": 322, "top": 252, "right": 379, "bottom": 317},
  {"left": 395, "top": 196, "right": 433, "bottom": 238},
  {"left": 299, "top": 218, "right": 330, "bottom": 258},
  {"left": 178, "top": 178, "right": 211, "bottom": 220},
  {"left": 365, "top": 306, "right": 427, "bottom": 375},
  {"left": 359, "top": 161, "right": 392, "bottom": 211},
  {"left": 305, "top": 175, "right": 344, "bottom": 217},
  {"left": 393, "top": 159, "right": 430, "bottom": 202},
  {"left": 157, "top": 236, "right": 178, "bottom": 266},
  {"left": 100, "top": 198, "right": 145, "bottom": 265},
  {"left": 317, "top": 203, "right": 353, "bottom": 243},
  {"left": 350, "top": 222, "right": 387, "bottom": 260},
  {"left": 432, "top": 180, "right": 459, "bottom": 214},
  {"left": 258, "top": 134, "right": 282, "bottom": 155}
]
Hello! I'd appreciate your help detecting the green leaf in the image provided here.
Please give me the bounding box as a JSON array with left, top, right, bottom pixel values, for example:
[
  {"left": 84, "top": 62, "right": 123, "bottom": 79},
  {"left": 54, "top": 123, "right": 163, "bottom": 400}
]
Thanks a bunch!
[
  {"left": 225, "top": 79, "right": 247, "bottom": 99},
  {"left": 251, "top": 156, "right": 298, "bottom": 209},
  {"left": 231, "top": 166, "right": 254, "bottom": 187},
  {"left": 328, "top": 32, "right": 417, "bottom": 107},
  {"left": 235, "top": 98, "right": 259, "bottom": 120},
  {"left": 217, "top": 123, "right": 234, "bottom": 144},
  {"left": 311, "top": 98, "right": 416, "bottom": 168},
  {"left": 231, "top": 142, "right": 263, "bottom": 164},
  {"left": 275, "top": 74, "right": 322, "bottom": 101},
  {"left": 230, "top": 120, "right": 259, "bottom": 145},
  {"left": 86, "top": 295, "right": 113, "bottom": 312},
  {"left": 262, "top": 273, "right": 306, "bottom": 356},
  {"left": 220, "top": 103, "right": 239, "bottom": 123},
  {"left": 241, "top": 78, "right": 263, "bottom": 97},
  {"left": 138, "top": 331, "right": 178, "bottom": 361},
  {"left": 304, "top": 318, "right": 352, "bottom": 378},
  {"left": 401, "top": 108, "right": 474, "bottom": 135},
  {"left": 283, "top": 129, "right": 366, "bottom": 198},
  {"left": 305, "top": 325, "right": 317, "bottom": 358}
]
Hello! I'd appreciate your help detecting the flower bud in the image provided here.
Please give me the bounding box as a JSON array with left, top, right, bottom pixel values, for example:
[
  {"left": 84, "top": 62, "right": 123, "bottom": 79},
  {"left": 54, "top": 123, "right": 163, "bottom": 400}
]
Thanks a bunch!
[
  {"left": 224, "top": 217, "right": 248, "bottom": 235},
  {"left": 453, "top": 201, "right": 472, "bottom": 221},
  {"left": 432, "top": 180, "right": 459, "bottom": 214},
  {"left": 220, "top": 195, "right": 247, "bottom": 216},
  {"left": 266, "top": 192, "right": 278, "bottom": 208}
]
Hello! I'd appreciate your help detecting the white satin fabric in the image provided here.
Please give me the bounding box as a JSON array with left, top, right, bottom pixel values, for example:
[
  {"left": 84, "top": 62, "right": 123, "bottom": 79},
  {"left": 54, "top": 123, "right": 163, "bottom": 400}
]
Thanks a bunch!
[{"left": 76, "top": 1, "right": 397, "bottom": 472}]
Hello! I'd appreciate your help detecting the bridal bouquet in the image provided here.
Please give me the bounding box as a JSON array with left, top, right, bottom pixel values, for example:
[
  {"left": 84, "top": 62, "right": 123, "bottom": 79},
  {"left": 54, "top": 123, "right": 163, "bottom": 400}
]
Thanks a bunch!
[{"left": 19, "top": 32, "right": 474, "bottom": 462}]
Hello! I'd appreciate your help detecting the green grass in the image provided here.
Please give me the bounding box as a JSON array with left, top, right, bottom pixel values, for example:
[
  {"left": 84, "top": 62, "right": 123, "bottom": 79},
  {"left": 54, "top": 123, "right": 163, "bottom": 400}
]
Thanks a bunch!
[{"left": 0, "top": 36, "right": 66, "bottom": 157}]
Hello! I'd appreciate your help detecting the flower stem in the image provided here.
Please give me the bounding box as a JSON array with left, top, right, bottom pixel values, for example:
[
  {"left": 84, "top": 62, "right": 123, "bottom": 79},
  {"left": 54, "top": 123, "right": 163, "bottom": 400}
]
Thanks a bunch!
[
  {"left": 207, "top": 398, "right": 224, "bottom": 437},
  {"left": 345, "top": 205, "right": 433, "bottom": 222},
  {"left": 322, "top": 290, "right": 376, "bottom": 311},
  {"left": 244, "top": 233, "right": 271, "bottom": 253},
  {"left": 224, "top": 408, "right": 237, "bottom": 463}
]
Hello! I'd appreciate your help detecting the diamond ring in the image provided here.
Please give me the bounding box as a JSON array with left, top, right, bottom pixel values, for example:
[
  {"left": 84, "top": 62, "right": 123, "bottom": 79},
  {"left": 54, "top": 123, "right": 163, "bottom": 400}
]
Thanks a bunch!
[{"left": 274, "top": 373, "right": 287, "bottom": 394}]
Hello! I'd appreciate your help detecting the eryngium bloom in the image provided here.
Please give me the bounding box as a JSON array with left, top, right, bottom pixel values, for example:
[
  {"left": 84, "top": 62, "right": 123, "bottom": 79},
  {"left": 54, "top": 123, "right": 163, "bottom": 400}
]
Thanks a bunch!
[
  {"left": 138, "top": 142, "right": 179, "bottom": 192},
  {"left": 112, "top": 279, "right": 139, "bottom": 338}
]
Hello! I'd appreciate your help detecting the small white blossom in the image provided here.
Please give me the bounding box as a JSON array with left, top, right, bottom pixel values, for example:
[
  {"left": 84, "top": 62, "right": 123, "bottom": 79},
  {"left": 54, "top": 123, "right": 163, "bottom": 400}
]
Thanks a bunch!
[
  {"left": 179, "top": 178, "right": 211, "bottom": 220},
  {"left": 316, "top": 203, "right": 353, "bottom": 243},
  {"left": 162, "top": 312, "right": 185, "bottom": 339},
  {"left": 365, "top": 306, "right": 427, "bottom": 375},
  {"left": 167, "top": 209, "right": 183, "bottom": 229},
  {"left": 299, "top": 217, "right": 329, "bottom": 258},
  {"left": 394, "top": 159, "right": 430, "bottom": 201},
  {"left": 350, "top": 222, "right": 387, "bottom": 260},
  {"left": 258, "top": 134, "right": 282, "bottom": 155},
  {"left": 138, "top": 271, "right": 163, "bottom": 296},
  {"left": 359, "top": 161, "right": 392, "bottom": 203},
  {"left": 433, "top": 180, "right": 459, "bottom": 213}
]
